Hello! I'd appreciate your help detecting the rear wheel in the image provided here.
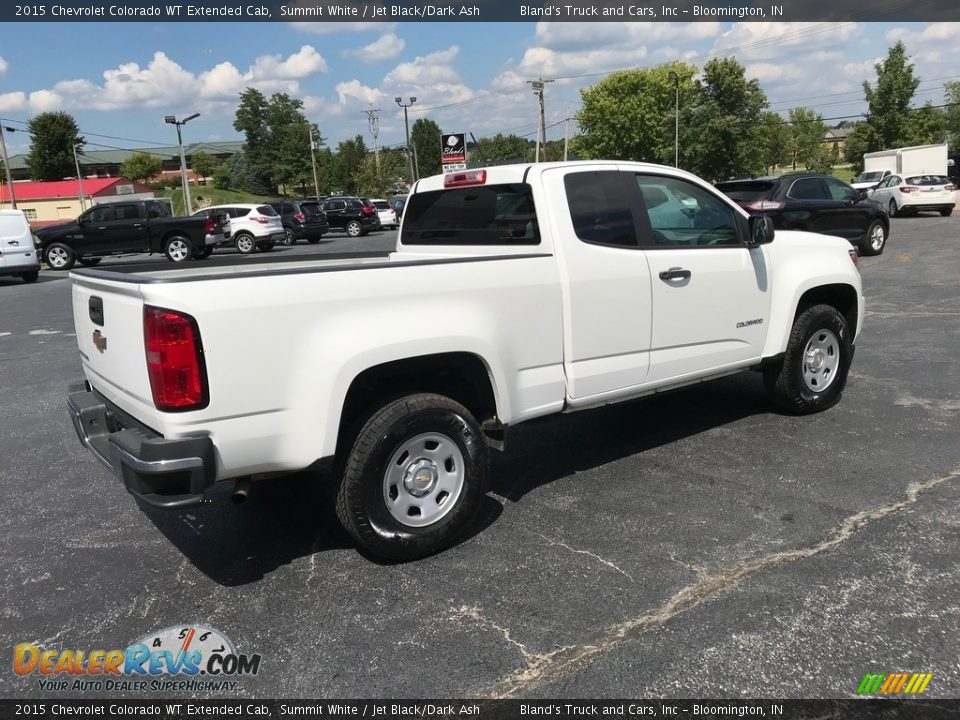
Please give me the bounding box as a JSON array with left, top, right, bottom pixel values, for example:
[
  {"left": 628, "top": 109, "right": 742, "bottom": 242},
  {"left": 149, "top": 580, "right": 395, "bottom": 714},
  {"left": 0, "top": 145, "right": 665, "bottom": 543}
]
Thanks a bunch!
[
  {"left": 234, "top": 233, "right": 256, "bottom": 254},
  {"left": 335, "top": 393, "right": 488, "bottom": 561},
  {"left": 764, "top": 304, "right": 852, "bottom": 414},
  {"left": 282, "top": 228, "right": 296, "bottom": 246},
  {"left": 346, "top": 220, "right": 363, "bottom": 238},
  {"left": 164, "top": 236, "right": 193, "bottom": 263},
  {"left": 20, "top": 271, "right": 39, "bottom": 283},
  {"left": 77, "top": 257, "right": 102, "bottom": 267},
  {"left": 887, "top": 199, "right": 898, "bottom": 218},
  {"left": 941, "top": 207, "right": 954, "bottom": 217},
  {"left": 44, "top": 243, "right": 75, "bottom": 271},
  {"left": 307, "top": 236, "right": 321, "bottom": 244},
  {"left": 859, "top": 220, "right": 886, "bottom": 256}
]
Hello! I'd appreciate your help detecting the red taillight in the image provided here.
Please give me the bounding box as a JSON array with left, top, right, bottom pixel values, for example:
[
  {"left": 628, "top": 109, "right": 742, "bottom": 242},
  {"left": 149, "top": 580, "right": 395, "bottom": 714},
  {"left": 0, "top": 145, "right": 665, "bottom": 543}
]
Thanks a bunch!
[
  {"left": 743, "top": 200, "right": 785, "bottom": 211},
  {"left": 944, "top": 184, "right": 956, "bottom": 192},
  {"left": 144, "top": 306, "right": 208, "bottom": 412},
  {"left": 203, "top": 217, "right": 215, "bottom": 235},
  {"left": 361, "top": 206, "right": 374, "bottom": 215},
  {"left": 251, "top": 215, "right": 269, "bottom": 223},
  {"left": 444, "top": 169, "right": 487, "bottom": 188},
  {"left": 898, "top": 186, "right": 918, "bottom": 194},
  {"left": 293, "top": 212, "right": 305, "bottom": 222}
]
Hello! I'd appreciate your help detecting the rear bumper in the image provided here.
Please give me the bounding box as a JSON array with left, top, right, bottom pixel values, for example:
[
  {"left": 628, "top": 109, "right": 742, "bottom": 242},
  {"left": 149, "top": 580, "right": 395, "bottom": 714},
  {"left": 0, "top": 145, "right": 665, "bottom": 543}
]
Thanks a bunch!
[
  {"left": 291, "top": 222, "right": 330, "bottom": 238},
  {"left": 67, "top": 381, "right": 216, "bottom": 509}
]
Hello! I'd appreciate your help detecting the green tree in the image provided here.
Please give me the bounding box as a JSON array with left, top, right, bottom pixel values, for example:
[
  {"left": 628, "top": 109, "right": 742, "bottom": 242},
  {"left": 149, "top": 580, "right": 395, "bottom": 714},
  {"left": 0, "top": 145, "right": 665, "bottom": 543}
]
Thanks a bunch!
[
  {"left": 190, "top": 150, "right": 218, "bottom": 185},
  {"left": 233, "top": 88, "right": 274, "bottom": 194},
  {"left": 355, "top": 147, "right": 407, "bottom": 196},
  {"left": 945, "top": 81, "right": 960, "bottom": 146},
  {"left": 756, "top": 112, "right": 792, "bottom": 174},
  {"left": 575, "top": 63, "right": 697, "bottom": 164},
  {"left": 212, "top": 162, "right": 232, "bottom": 190},
  {"left": 863, "top": 41, "right": 920, "bottom": 150},
  {"left": 683, "top": 57, "right": 769, "bottom": 181},
  {"left": 904, "top": 102, "right": 948, "bottom": 146},
  {"left": 410, "top": 118, "right": 443, "bottom": 178},
  {"left": 843, "top": 123, "right": 873, "bottom": 175},
  {"left": 26, "top": 111, "right": 83, "bottom": 181},
  {"left": 472, "top": 133, "right": 532, "bottom": 165},
  {"left": 789, "top": 107, "right": 828, "bottom": 170},
  {"left": 335, "top": 135, "right": 368, "bottom": 194},
  {"left": 121, "top": 151, "right": 163, "bottom": 184}
]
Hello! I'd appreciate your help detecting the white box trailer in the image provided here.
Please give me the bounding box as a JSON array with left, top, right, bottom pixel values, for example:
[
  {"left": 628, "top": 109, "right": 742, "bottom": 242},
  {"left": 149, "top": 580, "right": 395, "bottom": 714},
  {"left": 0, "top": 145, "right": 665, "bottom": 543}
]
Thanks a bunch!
[{"left": 863, "top": 143, "right": 948, "bottom": 177}]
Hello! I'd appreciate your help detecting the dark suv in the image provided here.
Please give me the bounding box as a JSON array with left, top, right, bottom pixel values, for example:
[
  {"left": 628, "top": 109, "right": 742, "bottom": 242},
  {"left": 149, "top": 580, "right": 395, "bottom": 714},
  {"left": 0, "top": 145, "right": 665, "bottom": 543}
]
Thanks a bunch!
[
  {"left": 716, "top": 173, "right": 890, "bottom": 256},
  {"left": 268, "top": 200, "right": 330, "bottom": 245},
  {"left": 321, "top": 197, "right": 378, "bottom": 237}
]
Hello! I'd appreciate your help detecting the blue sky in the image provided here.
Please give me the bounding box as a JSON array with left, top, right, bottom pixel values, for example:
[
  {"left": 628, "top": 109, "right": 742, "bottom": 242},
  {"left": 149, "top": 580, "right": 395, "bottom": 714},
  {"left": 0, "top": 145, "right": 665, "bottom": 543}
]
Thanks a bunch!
[{"left": 0, "top": 21, "right": 954, "bottom": 157}]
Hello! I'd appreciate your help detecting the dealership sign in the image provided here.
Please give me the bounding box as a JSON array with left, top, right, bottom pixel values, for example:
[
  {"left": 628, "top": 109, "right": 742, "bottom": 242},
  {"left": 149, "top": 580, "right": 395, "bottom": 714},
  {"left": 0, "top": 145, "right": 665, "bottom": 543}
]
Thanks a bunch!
[{"left": 442, "top": 133, "right": 467, "bottom": 171}]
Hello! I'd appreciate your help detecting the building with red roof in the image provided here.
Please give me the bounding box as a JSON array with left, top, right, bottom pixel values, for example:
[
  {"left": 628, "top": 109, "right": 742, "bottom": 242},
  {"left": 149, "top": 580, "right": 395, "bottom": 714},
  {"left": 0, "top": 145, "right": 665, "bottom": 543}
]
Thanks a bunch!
[{"left": 0, "top": 177, "right": 156, "bottom": 227}]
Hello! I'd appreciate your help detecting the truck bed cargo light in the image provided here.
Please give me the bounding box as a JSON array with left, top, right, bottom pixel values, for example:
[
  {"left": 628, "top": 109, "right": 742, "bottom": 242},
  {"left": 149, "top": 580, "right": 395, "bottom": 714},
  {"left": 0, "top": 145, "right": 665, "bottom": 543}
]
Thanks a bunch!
[{"left": 444, "top": 169, "right": 487, "bottom": 188}]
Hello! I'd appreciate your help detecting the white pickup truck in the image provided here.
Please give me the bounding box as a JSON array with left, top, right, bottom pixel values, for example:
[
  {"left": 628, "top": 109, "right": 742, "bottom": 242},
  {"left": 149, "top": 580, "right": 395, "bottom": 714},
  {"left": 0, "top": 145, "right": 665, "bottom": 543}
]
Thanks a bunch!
[{"left": 67, "top": 162, "right": 864, "bottom": 561}]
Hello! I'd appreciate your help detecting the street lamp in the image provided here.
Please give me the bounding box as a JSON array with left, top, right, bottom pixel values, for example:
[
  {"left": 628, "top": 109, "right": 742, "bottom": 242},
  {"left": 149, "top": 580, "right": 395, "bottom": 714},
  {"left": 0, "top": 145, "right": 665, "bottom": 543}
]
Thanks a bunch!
[
  {"left": 165, "top": 113, "right": 200, "bottom": 215},
  {"left": 72, "top": 140, "right": 87, "bottom": 211},
  {"left": 395, "top": 97, "right": 417, "bottom": 183},
  {"left": 668, "top": 71, "right": 679, "bottom": 168}
]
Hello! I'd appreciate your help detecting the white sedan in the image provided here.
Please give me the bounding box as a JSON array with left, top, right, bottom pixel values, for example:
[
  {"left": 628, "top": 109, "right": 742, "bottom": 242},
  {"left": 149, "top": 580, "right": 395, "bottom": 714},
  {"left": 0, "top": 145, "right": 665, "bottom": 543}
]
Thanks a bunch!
[{"left": 868, "top": 174, "right": 956, "bottom": 217}]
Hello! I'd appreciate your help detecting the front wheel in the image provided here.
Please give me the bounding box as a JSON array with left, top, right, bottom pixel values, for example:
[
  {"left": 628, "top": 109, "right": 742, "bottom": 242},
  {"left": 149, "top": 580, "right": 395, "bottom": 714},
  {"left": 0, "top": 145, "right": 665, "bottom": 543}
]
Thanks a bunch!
[
  {"left": 307, "top": 236, "right": 321, "bottom": 244},
  {"left": 764, "top": 304, "right": 853, "bottom": 414},
  {"left": 941, "top": 207, "right": 954, "bottom": 217},
  {"left": 164, "top": 236, "right": 193, "bottom": 263},
  {"left": 335, "top": 393, "right": 488, "bottom": 561},
  {"left": 860, "top": 220, "right": 886, "bottom": 256},
  {"left": 77, "top": 257, "right": 102, "bottom": 267},
  {"left": 346, "top": 220, "right": 363, "bottom": 238},
  {"left": 282, "top": 228, "right": 296, "bottom": 246},
  {"left": 20, "top": 271, "right": 39, "bottom": 283},
  {"left": 44, "top": 243, "right": 76, "bottom": 271},
  {"left": 193, "top": 246, "right": 212, "bottom": 260}
]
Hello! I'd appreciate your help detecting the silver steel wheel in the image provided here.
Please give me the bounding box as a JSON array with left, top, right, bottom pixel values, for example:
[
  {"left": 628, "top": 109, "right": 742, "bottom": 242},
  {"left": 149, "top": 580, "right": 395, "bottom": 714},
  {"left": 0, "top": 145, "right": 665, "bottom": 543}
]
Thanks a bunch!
[
  {"left": 382, "top": 432, "right": 465, "bottom": 528},
  {"left": 235, "top": 235, "right": 255, "bottom": 253},
  {"left": 802, "top": 328, "right": 840, "bottom": 393},
  {"left": 46, "top": 246, "right": 70, "bottom": 269},
  {"left": 869, "top": 223, "right": 885, "bottom": 252},
  {"left": 167, "top": 238, "right": 190, "bottom": 262},
  {"left": 347, "top": 221, "right": 362, "bottom": 237},
  {"left": 283, "top": 229, "right": 295, "bottom": 245}
]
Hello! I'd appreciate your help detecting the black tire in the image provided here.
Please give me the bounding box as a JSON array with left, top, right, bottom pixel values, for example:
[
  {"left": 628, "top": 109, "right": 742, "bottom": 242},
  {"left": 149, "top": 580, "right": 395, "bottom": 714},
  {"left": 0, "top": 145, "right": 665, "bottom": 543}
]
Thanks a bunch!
[
  {"left": 164, "top": 236, "right": 193, "bottom": 263},
  {"left": 764, "top": 304, "right": 853, "bottom": 415},
  {"left": 941, "top": 207, "right": 954, "bottom": 217},
  {"left": 282, "top": 228, "right": 296, "bottom": 246},
  {"left": 77, "top": 257, "right": 102, "bottom": 267},
  {"left": 19, "top": 271, "right": 39, "bottom": 283},
  {"left": 307, "top": 236, "right": 321, "bottom": 244},
  {"left": 193, "top": 246, "right": 212, "bottom": 260},
  {"left": 887, "top": 199, "right": 898, "bottom": 218},
  {"left": 346, "top": 220, "right": 363, "bottom": 238},
  {"left": 234, "top": 233, "right": 256, "bottom": 254},
  {"left": 335, "top": 393, "right": 488, "bottom": 561},
  {"left": 44, "top": 243, "right": 76, "bottom": 271},
  {"left": 258, "top": 240, "right": 275, "bottom": 252},
  {"left": 859, "top": 220, "right": 887, "bottom": 257}
]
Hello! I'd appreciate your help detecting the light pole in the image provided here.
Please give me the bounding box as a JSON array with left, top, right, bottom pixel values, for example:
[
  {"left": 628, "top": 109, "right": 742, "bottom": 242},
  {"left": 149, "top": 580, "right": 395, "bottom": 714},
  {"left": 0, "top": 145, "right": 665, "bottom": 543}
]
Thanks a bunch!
[
  {"left": 309, "top": 129, "right": 321, "bottom": 201},
  {"left": 395, "top": 96, "right": 416, "bottom": 183},
  {"left": 0, "top": 125, "right": 16, "bottom": 209},
  {"left": 668, "top": 71, "right": 679, "bottom": 168},
  {"left": 164, "top": 113, "right": 200, "bottom": 215},
  {"left": 526, "top": 78, "right": 554, "bottom": 163},
  {"left": 72, "top": 141, "right": 86, "bottom": 211}
]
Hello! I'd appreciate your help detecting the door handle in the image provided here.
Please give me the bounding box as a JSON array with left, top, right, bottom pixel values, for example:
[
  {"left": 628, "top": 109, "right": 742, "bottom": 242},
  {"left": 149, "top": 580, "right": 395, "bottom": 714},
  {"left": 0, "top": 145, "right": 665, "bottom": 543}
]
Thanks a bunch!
[
  {"left": 97, "top": 226, "right": 108, "bottom": 230},
  {"left": 659, "top": 267, "right": 691, "bottom": 281},
  {"left": 132, "top": 223, "right": 143, "bottom": 228}
]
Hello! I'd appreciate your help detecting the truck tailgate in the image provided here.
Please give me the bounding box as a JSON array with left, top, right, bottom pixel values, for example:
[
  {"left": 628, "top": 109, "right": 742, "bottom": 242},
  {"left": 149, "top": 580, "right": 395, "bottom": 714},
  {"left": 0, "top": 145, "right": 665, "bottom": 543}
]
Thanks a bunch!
[{"left": 71, "top": 275, "right": 160, "bottom": 430}]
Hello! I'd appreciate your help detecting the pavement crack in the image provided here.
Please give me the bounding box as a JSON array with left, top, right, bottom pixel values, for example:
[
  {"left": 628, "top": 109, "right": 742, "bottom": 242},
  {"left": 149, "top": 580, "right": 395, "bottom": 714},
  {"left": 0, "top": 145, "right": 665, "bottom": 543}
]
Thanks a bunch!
[
  {"left": 530, "top": 531, "right": 635, "bottom": 581},
  {"left": 481, "top": 464, "right": 960, "bottom": 698},
  {"left": 453, "top": 605, "right": 575, "bottom": 672}
]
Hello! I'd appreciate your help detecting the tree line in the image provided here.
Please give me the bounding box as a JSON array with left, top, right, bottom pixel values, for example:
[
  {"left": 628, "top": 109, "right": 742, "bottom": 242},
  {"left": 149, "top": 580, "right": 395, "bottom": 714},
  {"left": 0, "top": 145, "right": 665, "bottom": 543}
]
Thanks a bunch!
[{"left": 11, "top": 40, "right": 958, "bottom": 197}]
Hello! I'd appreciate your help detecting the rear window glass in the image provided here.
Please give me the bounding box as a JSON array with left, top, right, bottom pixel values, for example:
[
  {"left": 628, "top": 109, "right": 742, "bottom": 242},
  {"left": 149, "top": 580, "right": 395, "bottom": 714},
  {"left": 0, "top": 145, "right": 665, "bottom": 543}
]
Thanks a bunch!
[
  {"left": 373, "top": 201, "right": 390, "bottom": 209},
  {"left": 715, "top": 182, "right": 774, "bottom": 202},
  {"left": 564, "top": 171, "right": 637, "bottom": 247},
  {"left": 299, "top": 202, "right": 321, "bottom": 216},
  {"left": 256, "top": 205, "right": 278, "bottom": 216},
  {"left": 905, "top": 175, "right": 949, "bottom": 186},
  {"left": 402, "top": 183, "right": 539, "bottom": 246},
  {"left": 0, "top": 215, "right": 29, "bottom": 236}
]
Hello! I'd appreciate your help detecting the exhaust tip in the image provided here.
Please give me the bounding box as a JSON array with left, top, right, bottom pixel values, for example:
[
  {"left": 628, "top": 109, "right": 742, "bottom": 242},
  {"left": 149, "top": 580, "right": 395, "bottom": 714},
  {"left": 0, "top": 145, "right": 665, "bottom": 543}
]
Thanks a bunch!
[{"left": 231, "top": 478, "right": 251, "bottom": 505}]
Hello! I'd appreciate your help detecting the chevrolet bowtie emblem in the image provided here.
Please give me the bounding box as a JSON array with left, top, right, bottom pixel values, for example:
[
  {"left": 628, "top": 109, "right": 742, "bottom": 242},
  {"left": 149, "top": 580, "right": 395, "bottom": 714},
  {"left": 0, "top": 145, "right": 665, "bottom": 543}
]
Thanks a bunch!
[{"left": 92, "top": 329, "right": 107, "bottom": 353}]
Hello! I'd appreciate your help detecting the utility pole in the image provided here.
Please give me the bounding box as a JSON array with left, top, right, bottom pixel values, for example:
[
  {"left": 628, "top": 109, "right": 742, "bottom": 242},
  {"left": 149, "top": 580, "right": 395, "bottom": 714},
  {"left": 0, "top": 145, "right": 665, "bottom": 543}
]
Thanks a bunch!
[
  {"left": 309, "top": 129, "right": 321, "bottom": 201},
  {"left": 526, "top": 78, "right": 554, "bottom": 162},
  {"left": 72, "top": 141, "right": 86, "bottom": 211},
  {"left": 563, "top": 113, "right": 570, "bottom": 162},
  {"left": 0, "top": 125, "right": 16, "bottom": 209},
  {"left": 164, "top": 112, "right": 200, "bottom": 215},
  {"left": 362, "top": 107, "right": 382, "bottom": 180},
  {"left": 668, "top": 71, "right": 680, "bottom": 168},
  {"left": 395, "top": 97, "right": 417, "bottom": 184}
]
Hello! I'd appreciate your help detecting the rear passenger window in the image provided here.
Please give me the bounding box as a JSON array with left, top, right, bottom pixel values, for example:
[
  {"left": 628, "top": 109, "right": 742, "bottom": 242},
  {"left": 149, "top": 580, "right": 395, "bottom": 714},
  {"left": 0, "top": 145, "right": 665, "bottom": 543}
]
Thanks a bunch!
[
  {"left": 564, "top": 171, "right": 637, "bottom": 247},
  {"left": 402, "top": 184, "right": 539, "bottom": 246},
  {"left": 635, "top": 175, "right": 739, "bottom": 247},
  {"left": 789, "top": 178, "right": 828, "bottom": 200}
]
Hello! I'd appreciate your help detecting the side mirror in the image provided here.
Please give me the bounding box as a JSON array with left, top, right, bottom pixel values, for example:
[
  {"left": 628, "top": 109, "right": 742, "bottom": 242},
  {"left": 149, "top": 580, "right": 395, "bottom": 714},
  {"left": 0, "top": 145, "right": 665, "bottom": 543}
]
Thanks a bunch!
[{"left": 748, "top": 215, "right": 775, "bottom": 246}]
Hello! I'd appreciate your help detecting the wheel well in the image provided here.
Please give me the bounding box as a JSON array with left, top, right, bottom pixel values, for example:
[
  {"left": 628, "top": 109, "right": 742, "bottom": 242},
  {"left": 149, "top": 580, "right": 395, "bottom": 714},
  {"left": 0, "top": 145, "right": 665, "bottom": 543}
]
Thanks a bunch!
[
  {"left": 796, "top": 283, "right": 858, "bottom": 332},
  {"left": 161, "top": 231, "right": 190, "bottom": 244},
  {"left": 339, "top": 353, "right": 499, "bottom": 449}
]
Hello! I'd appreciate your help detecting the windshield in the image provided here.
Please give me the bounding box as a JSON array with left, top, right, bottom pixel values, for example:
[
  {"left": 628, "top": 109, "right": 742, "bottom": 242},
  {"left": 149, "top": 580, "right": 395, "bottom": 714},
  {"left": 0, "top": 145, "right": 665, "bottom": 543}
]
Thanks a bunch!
[
  {"left": 715, "top": 181, "right": 774, "bottom": 202},
  {"left": 855, "top": 172, "right": 884, "bottom": 182}
]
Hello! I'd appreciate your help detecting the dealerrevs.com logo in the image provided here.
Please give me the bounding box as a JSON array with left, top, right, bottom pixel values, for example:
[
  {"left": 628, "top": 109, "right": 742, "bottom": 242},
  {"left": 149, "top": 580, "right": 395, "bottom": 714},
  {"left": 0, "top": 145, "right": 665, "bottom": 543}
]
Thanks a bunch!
[{"left": 13, "top": 625, "right": 261, "bottom": 692}]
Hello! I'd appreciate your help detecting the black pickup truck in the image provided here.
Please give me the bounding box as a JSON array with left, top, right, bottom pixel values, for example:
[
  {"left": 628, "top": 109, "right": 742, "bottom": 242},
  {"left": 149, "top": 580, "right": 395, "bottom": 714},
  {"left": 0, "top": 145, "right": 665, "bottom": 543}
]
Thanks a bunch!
[{"left": 34, "top": 199, "right": 225, "bottom": 271}]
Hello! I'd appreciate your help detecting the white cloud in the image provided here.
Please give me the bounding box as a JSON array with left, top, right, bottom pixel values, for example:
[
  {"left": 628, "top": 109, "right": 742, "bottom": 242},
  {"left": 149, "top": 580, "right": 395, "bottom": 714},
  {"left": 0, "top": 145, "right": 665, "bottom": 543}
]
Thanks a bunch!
[
  {"left": 335, "top": 79, "right": 386, "bottom": 106},
  {"left": 383, "top": 47, "right": 460, "bottom": 86},
  {"left": 888, "top": 22, "right": 960, "bottom": 44},
  {"left": 534, "top": 21, "right": 720, "bottom": 51},
  {"left": 0, "top": 91, "right": 26, "bottom": 112},
  {"left": 28, "top": 89, "right": 62, "bottom": 112},
  {"left": 344, "top": 33, "right": 406, "bottom": 63},
  {"left": 711, "top": 22, "right": 860, "bottom": 62},
  {"left": 290, "top": 21, "right": 396, "bottom": 34},
  {"left": 248, "top": 45, "right": 328, "bottom": 80},
  {"left": 0, "top": 57, "right": 8, "bottom": 75}
]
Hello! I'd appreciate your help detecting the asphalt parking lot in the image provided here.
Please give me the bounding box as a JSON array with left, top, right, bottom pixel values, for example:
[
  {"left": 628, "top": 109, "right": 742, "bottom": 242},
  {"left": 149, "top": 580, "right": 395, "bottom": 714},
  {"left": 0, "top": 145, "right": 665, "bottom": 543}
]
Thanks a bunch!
[{"left": 1, "top": 216, "right": 958, "bottom": 699}]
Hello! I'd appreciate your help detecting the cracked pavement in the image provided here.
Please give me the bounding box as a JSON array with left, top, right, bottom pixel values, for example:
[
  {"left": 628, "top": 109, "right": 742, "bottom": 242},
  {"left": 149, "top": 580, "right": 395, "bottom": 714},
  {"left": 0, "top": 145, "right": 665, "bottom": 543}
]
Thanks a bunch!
[{"left": 1, "top": 218, "right": 959, "bottom": 699}]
